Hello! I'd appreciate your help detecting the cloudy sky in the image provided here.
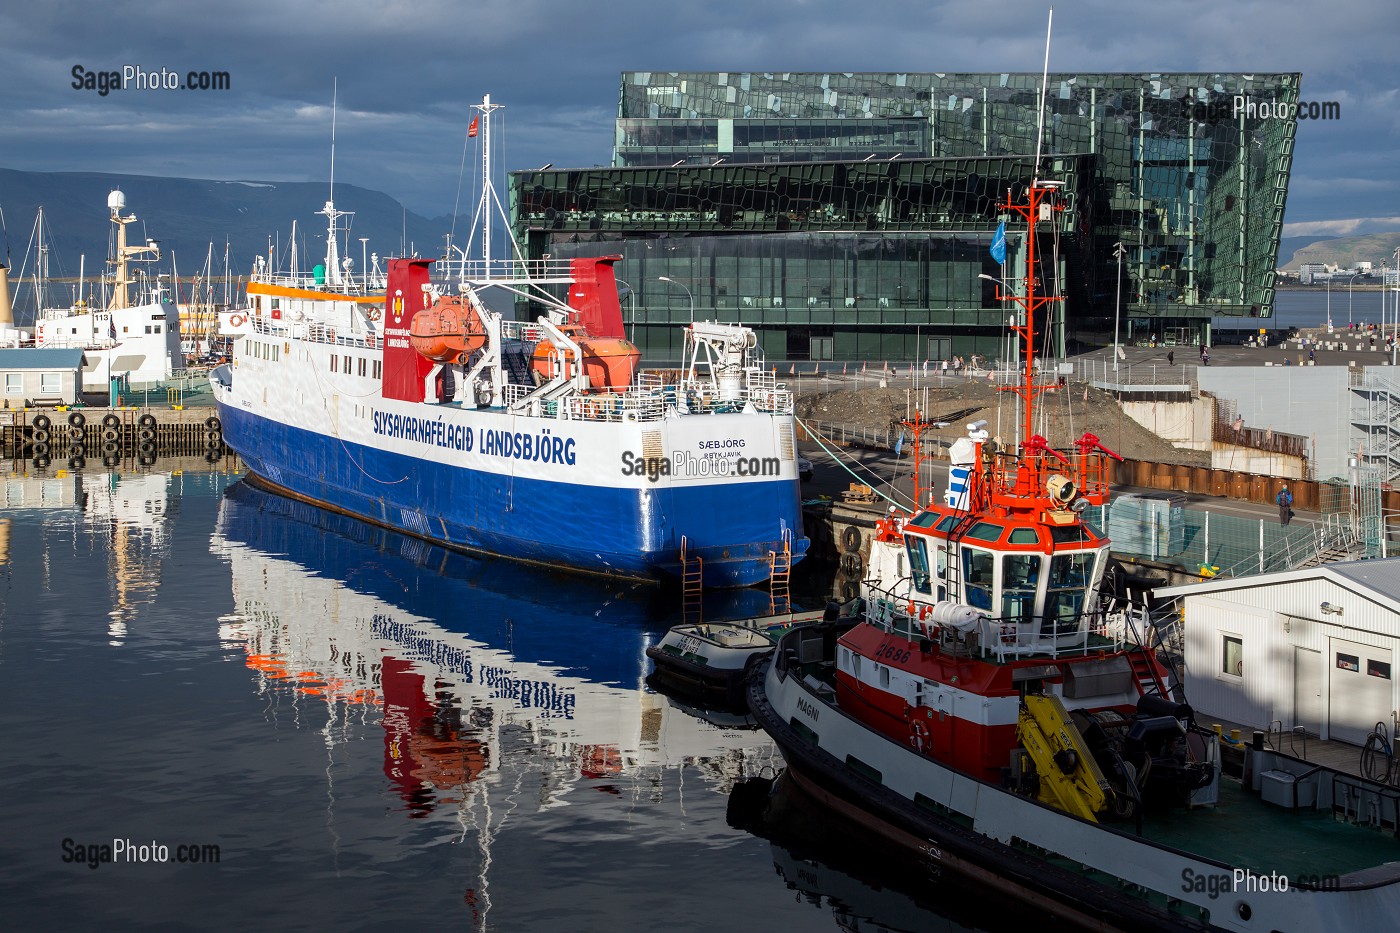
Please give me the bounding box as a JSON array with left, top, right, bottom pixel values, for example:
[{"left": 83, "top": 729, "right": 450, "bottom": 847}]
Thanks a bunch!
[{"left": 1, "top": 0, "right": 1396, "bottom": 236}]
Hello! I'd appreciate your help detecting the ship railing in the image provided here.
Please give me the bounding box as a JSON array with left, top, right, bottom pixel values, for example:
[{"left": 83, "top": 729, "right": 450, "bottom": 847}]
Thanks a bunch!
[
  {"left": 499, "top": 383, "right": 670, "bottom": 423},
  {"left": 984, "top": 448, "right": 1113, "bottom": 505},
  {"left": 250, "top": 271, "right": 367, "bottom": 295},
  {"left": 863, "top": 592, "right": 1122, "bottom": 662},
  {"left": 454, "top": 258, "right": 576, "bottom": 284}
]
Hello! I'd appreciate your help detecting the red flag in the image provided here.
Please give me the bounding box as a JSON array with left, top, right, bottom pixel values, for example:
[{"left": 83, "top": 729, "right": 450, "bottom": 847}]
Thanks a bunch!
[{"left": 468, "top": 115, "right": 479, "bottom": 138}]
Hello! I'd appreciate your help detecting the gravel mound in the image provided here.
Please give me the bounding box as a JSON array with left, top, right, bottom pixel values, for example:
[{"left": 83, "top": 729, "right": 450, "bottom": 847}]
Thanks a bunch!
[{"left": 796, "top": 381, "right": 1206, "bottom": 466}]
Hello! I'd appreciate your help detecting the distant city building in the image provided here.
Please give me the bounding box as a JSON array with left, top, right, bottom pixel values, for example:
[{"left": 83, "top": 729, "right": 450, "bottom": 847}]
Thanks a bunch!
[
  {"left": 511, "top": 72, "right": 1299, "bottom": 361},
  {"left": 1298, "top": 263, "right": 1329, "bottom": 285}
]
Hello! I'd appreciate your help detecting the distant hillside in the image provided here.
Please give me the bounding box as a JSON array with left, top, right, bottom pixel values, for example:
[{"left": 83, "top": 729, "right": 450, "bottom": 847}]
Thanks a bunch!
[
  {"left": 0, "top": 168, "right": 464, "bottom": 310},
  {"left": 1277, "top": 235, "right": 1338, "bottom": 267},
  {"left": 1282, "top": 231, "right": 1400, "bottom": 271}
]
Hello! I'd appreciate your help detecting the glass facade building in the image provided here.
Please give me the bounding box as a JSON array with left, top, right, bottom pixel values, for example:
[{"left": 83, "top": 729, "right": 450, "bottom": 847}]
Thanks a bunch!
[{"left": 510, "top": 71, "right": 1299, "bottom": 362}]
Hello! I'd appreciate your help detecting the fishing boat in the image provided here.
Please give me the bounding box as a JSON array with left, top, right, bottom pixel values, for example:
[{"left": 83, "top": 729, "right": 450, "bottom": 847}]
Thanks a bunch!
[
  {"left": 33, "top": 192, "right": 183, "bottom": 391},
  {"left": 747, "top": 178, "right": 1400, "bottom": 930},
  {"left": 647, "top": 601, "right": 857, "bottom": 711},
  {"left": 210, "top": 96, "right": 807, "bottom": 587}
]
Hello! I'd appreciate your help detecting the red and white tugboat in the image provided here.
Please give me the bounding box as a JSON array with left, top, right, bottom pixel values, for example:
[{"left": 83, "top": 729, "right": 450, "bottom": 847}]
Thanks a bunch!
[{"left": 748, "top": 179, "right": 1400, "bottom": 931}]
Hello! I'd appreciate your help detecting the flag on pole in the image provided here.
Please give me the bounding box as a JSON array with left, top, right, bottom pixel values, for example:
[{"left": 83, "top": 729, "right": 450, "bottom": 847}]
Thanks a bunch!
[
  {"left": 468, "top": 115, "right": 479, "bottom": 138},
  {"left": 990, "top": 220, "right": 1007, "bottom": 265},
  {"left": 108, "top": 315, "right": 117, "bottom": 341},
  {"left": 789, "top": 364, "right": 795, "bottom": 375}
]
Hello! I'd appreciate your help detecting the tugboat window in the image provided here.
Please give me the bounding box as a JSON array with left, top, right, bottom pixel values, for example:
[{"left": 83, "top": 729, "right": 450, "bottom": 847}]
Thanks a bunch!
[
  {"left": 906, "top": 536, "right": 932, "bottom": 594},
  {"left": 962, "top": 548, "right": 994, "bottom": 611},
  {"left": 1044, "top": 552, "right": 1095, "bottom": 635},
  {"left": 1001, "top": 553, "right": 1041, "bottom": 626}
]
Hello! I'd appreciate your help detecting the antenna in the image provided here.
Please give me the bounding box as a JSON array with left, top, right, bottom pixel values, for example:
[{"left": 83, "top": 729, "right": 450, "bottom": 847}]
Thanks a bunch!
[
  {"left": 329, "top": 78, "right": 337, "bottom": 202},
  {"left": 1032, "top": 7, "right": 1053, "bottom": 183}
]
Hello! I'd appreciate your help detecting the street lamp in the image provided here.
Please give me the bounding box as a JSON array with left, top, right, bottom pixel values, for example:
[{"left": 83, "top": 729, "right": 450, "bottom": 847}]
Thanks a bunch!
[
  {"left": 657, "top": 275, "right": 694, "bottom": 323},
  {"left": 1348, "top": 272, "right": 1363, "bottom": 326},
  {"left": 1111, "top": 242, "right": 1126, "bottom": 373}
]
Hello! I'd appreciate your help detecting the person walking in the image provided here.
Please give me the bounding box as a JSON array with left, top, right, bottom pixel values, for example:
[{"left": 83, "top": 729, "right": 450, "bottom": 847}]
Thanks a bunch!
[
  {"left": 1276, "top": 485, "right": 1293, "bottom": 526},
  {"left": 1167, "top": 350, "right": 1174, "bottom": 366}
]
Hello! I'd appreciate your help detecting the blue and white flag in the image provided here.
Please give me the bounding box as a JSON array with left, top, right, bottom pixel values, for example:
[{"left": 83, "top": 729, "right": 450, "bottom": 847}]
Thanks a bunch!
[
  {"left": 895, "top": 431, "right": 905, "bottom": 455},
  {"left": 990, "top": 221, "right": 1007, "bottom": 265}
]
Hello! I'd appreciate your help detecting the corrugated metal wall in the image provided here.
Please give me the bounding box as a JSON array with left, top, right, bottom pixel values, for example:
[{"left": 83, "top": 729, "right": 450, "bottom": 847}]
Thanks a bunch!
[{"left": 1194, "top": 368, "right": 1351, "bottom": 480}]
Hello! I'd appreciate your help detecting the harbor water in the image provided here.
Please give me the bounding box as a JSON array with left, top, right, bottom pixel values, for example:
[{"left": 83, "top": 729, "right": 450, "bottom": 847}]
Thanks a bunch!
[{"left": 0, "top": 467, "right": 1061, "bottom": 931}]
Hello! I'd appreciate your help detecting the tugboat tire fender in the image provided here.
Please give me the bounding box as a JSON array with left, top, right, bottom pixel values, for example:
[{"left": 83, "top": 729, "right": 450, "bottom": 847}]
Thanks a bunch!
[{"left": 841, "top": 525, "right": 862, "bottom": 553}]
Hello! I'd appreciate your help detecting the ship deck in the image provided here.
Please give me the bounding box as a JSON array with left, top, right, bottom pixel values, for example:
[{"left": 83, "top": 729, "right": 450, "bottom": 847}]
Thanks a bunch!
[{"left": 1140, "top": 774, "right": 1400, "bottom": 880}]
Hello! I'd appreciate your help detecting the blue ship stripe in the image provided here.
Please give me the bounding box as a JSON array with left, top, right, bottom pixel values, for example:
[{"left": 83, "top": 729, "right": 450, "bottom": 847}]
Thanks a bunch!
[{"left": 217, "top": 402, "right": 807, "bottom": 587}]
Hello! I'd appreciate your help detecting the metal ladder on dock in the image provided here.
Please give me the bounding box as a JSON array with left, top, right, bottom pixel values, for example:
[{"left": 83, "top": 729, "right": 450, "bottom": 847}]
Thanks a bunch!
[
  {"left": 768, "top": 530, "right": 792, "bottom": 615},
  {"left": 680, "top": 536, "right": 703, "bottom": 625}
]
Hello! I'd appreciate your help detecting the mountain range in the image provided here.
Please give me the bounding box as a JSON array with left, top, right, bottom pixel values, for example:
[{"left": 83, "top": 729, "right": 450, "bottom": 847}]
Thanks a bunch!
[
  {"left": 0, "top": 167, "right": 466, "bottom": 310},
  {"left": 1281, "top": 231, "right": 1400, "bottom": 272}
]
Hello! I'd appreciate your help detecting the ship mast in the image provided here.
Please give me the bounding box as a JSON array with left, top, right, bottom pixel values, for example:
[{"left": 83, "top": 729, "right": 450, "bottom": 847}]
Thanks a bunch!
[{"left": 995, "top": 181, "right": 1063, "bottom": 447}]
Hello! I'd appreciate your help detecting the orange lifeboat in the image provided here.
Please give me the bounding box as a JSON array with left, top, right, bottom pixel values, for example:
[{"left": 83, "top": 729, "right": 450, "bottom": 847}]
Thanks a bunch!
[
  {"left": 409, "top": 296, "right": 487, "bottom": 363},
  {"left": 531, "top": 330, "right": 641, "bottom": 390}
]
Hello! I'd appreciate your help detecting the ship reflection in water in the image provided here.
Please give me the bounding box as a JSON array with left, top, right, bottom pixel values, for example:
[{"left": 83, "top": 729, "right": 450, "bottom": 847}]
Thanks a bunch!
[
  {"left": 211, "top": 481, "right": 783, "bottom": 816},
  {"left": 729, "top": 773, "right": 1078, "bottom": 933},
  {"left": 1, "top": 468, "right": 1013, "bottom": 931}
]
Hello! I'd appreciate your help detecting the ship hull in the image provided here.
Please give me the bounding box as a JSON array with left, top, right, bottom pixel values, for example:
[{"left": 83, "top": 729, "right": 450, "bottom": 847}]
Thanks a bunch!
[
  {"left": 213, "top": 393, "right": 805, "bottom": 587},
  {"left": 750, "top": 644, "right": 1400, "bottom": 932}
]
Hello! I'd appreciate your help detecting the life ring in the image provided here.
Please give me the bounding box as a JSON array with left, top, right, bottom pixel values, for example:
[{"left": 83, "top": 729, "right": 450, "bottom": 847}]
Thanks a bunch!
[
  {"left": 228, "top": 313, "right": 246, "bottom": 328},
  {"left": 138, "top": 413, "right": 156, "bottom": 430},
  {"left": 841, "top": 525, "right": 863, "bottom": 553},
  {"left": 68, "top": 411, "right": 86, "bottom": 429},
  {"left": 328, "top": 329, "right": 337, "bottom": 342},
  {"left": 33, "top": 414, "right": 51, "bottom": 431},
  {"left": 101, "top": 413, "right": 121, "bottom": 429},
  {"left": 366, "top": 308, "right": 381, "bottom": 321}
]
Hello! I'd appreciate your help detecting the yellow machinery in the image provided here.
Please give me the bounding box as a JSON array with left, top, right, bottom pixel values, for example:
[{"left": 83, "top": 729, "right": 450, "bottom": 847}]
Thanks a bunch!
[{"left": 1017, "top": 694, "right": 1116, "bottom": 822}]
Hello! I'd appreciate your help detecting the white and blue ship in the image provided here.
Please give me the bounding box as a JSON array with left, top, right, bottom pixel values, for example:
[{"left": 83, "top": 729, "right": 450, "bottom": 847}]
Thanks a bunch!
[{"left": 211, "top": 96, "right": 806, "bottom": 588}]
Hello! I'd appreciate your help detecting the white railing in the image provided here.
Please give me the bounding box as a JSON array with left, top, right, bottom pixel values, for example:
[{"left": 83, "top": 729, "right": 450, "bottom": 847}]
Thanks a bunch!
[{"left": 863, "top": 589, "right": 1123, "bottom": 663}]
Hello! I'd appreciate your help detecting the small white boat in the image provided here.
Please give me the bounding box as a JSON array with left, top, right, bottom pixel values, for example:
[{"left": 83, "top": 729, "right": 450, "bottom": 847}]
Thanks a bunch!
[{"left": 647, "top": 601, "right": 859, "bottom": 710}]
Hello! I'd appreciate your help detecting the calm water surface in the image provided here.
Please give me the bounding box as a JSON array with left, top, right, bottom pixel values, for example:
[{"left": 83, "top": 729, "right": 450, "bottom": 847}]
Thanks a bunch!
[{"left": 0, "top": 467, "right": 1030, "bottom": 932}]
